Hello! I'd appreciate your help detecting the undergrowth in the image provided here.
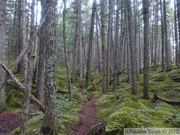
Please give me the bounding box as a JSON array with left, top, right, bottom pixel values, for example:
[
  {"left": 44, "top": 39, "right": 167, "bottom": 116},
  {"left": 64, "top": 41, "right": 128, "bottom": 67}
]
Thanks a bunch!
[
  {"left": 95, "top": 67, "right": 180, "bottom": 134},
  {"left": 8, "top": 66, "right": 86, "bottom": 135},
  {"left": 5, "top": 65, "right": 180, "bottom": 135}
]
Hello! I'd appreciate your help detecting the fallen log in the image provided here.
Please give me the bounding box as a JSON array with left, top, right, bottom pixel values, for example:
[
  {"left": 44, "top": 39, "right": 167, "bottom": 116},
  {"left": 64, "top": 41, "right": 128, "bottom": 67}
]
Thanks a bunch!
[
  {"left": 152, "top": 93, "right": 180, "bottom": 105},
  {"left": 0, "top": 62, "right": 45, "bottom": 112}
]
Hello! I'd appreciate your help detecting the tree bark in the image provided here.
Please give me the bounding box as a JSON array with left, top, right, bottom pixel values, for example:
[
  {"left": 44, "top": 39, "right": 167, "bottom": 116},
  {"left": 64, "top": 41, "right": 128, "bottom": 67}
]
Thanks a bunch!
[
  {"left": 113, "top": 0, "right": 120, "bottom": 91},
  {"left": 20, "top": 0, "right": 29, "bottom": 133},
  {"left": 160, "top": 0, "right": 165, "bottom": 71},
  {"left": 85, "top": 0, "right": 96, "bottom": 88},
  {"left": 36, "top": 0, "right": 46, "bottom": 103},
  {"left": 177, "top": 0, "right": 180, "bottom": 67},
  {"left": 153, "top": 0, "right": 159, "bottom": 69},
  {"left": 106, "top": 0, "right": 114, "bottom": 90},
  {"left": 0, "top": 0, "right": 6, "bottom": 113},
  {"left": 134, "top": 0, "right": 140, "bottom": 80},
  {"left": 174, "top": 0, "right": 179, "bottom": 66},
  {"left": 63, "top": 0, "right": 72, "bottom": 101},
  {"left": 143, "top": 0, "right": 150, "bottom": 100},
  {"left": 126, "top": 0, "right": 137, "bottom": 94},
  {"left": 163, "top": 0, "right": 170, "bottom": 72},
  {"left": 41, "top": 0, "right": 58, "bottom": 134},
  {"left": 101, "top": 0, "right": 107, "bottom": 93}
]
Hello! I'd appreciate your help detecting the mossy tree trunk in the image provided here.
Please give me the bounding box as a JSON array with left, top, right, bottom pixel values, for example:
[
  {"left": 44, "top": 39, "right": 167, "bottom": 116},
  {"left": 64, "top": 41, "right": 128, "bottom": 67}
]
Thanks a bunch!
[
  {"left": 0, "top": 0, "right": 6, "bottom": 113},
  {"left": 41, "top": 0, "right": 58, "bottom": 134}
]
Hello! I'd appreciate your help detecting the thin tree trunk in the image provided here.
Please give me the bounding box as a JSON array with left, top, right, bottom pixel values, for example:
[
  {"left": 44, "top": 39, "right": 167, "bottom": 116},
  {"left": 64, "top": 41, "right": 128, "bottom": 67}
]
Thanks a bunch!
[
  {"left": 174, "top": 0, "right": 179, "bottom": 66},
  {"left": 134, "top": 0, "right": 140, "bottom": 80},
  {"left": 78, "top": 0, "right": 83, "bottom": 88},
  {"left": 143, "top": 0, "right": 150, "bottom": 100},
  {"left": 163, "top": 0, "right": 170, "bottom": 72},
  {"left": 177, "top": 0, "right": 180, "bottom": 67},
  {"left": 113, "top": 0, "right": 120, "bottom": 91},
  {"left": 63, "top": 0, "right": 72, "bottom": 101},
  {"left": 96, "top": 12, "right": 101, "bottom": 73},
  {"left": 126, "top": 0, "right": 137, "bottom": 94},
  {"left": 153, "top": 0, "right": 159, "bottom": 69},
  {"left": 0, "top": 0, "right": 6, "bottom": 113},
  {"left": 21, "top": 0, "right": 35, "bottom": 133},
  {"left": 36, "top": 1, "right": 45, "bottom": 102},
  {"left": 101, "top": 0, "right": 106, "bottom": 93},
  {"left": 160, "top": 0, "right": 165, "bottom": 71},
  {"left": 85, "top": 0, "right": 96, "bottom": 88}
]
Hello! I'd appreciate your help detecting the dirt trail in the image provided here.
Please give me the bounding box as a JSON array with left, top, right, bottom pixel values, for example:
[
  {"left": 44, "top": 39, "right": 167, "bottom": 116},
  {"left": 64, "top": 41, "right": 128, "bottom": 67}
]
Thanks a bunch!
[
  {"left": 70, "top": 98, "right": 98, "bottom": 135},
  {"left": 0, "top": 111, "right": 21, "bottom": 135}
]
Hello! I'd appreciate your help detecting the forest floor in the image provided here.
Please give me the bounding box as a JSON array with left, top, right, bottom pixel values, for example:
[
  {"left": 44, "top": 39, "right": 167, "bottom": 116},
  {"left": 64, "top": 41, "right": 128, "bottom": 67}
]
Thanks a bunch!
[
  {"left": 3, "top": 66, "right": 180, "bottom": 135},
  {"left": 70, "top": 98, "right": 98, "bottom": 135},
  {"left": 0, "top": 111, "right": 21, "bottom": 135}
]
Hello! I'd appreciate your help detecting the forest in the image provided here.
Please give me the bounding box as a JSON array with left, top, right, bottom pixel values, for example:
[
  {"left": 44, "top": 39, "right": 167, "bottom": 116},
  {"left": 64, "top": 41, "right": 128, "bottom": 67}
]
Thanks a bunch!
[{"left": 0, "top": 0, "right": 180, "bottom": 134}]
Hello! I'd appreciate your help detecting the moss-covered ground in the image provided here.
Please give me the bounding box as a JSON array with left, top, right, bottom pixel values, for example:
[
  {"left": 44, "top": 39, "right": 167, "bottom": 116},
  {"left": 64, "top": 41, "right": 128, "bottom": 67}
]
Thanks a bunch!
[
  {"left": 5, "top": 65, "right": 180, "bottom": 135},
  {"left": 95, "top": 68, "right": 180, "bottom": 134}
]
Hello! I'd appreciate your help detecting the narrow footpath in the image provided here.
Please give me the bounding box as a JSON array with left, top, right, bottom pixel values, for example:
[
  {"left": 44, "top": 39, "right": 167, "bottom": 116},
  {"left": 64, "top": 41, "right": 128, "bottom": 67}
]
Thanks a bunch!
[{"left": 70, "top": 98, "right": 98, "bottom": 135}]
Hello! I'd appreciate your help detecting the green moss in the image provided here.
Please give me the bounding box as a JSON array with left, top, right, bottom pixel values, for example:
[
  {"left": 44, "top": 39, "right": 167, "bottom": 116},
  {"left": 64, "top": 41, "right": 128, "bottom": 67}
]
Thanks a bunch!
[
  {"left": 92, "top": 91, "right": 102, "bottom": 98},
  {"left": 96, "top": 80, "right": 180, "bottom": 134},
  {"left": 72, "top": 90, "right": 87, "bottom": 103}
]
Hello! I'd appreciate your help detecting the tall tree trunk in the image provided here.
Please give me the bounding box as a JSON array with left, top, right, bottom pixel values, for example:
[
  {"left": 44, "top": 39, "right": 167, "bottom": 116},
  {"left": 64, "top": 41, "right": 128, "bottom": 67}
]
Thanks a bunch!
[
  {"left": 106, "top": 0, "right": 114, "bottom": 90},
  {"left": 134, "top": 0, "right": 140, "bottom": 80},
  {"left": 20, "top": 0, "right": 28, "bottom": 78},
  {"left": 72, "top": 0, "right": 80, "bottom": 83},
  {"left": 163, "top": 0, "right": 170, "bottom": 71},
  {"left": 177, "top": 0, "right": 180, "bottom": 67},
  {"left": 126, "top": 0, "right": 137, "bottom": 94},
  {"left": 21, "top": 0, "right": 35, "bottom": 133},
  {"left": 36, "top": 1, "right": 45, "bottom": 102},
  {"left": 63, "top": 0, "right": 72, "bottom": 101},
  {"left": 85, "top": 0, "right": 96, "bottom": 88},
  {"left": 96, "top": 12, "right": 101, "bottom": 73},
  {"left": 153, "top": 0, "right": 159, "bottom": 68},
  {"left": 143, "top": 0, "right": 150, "bottom": 100},
  {"left": 174, "top": 0, "right": 179, "bottom": 66},
  {"left": 101, "top": 0, "right": 106, "bottom": 93},
  {"left": 160, "top": 0, "right": 165, "bottom": 71},
  {"left": 0, "top": 0, "right": 6, "bottom": 113},
  {"left": 78, "top": 0, "right": 83, "bottom": 88},
  {"left": 113, "top": 0, "right": 119, "bottom": 91},
  {"left": 17, "top": 0, "right": 23, "bottom": 74},
  {"left": 41, "top": 0, "right": 58, "bottom": 134}
]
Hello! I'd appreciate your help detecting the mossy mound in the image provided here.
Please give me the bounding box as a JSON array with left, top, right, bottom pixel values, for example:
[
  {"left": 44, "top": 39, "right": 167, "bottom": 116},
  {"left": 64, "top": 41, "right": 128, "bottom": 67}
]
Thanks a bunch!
[{"left": 97, "top": 88, "right": 180, "bottom": 134}]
